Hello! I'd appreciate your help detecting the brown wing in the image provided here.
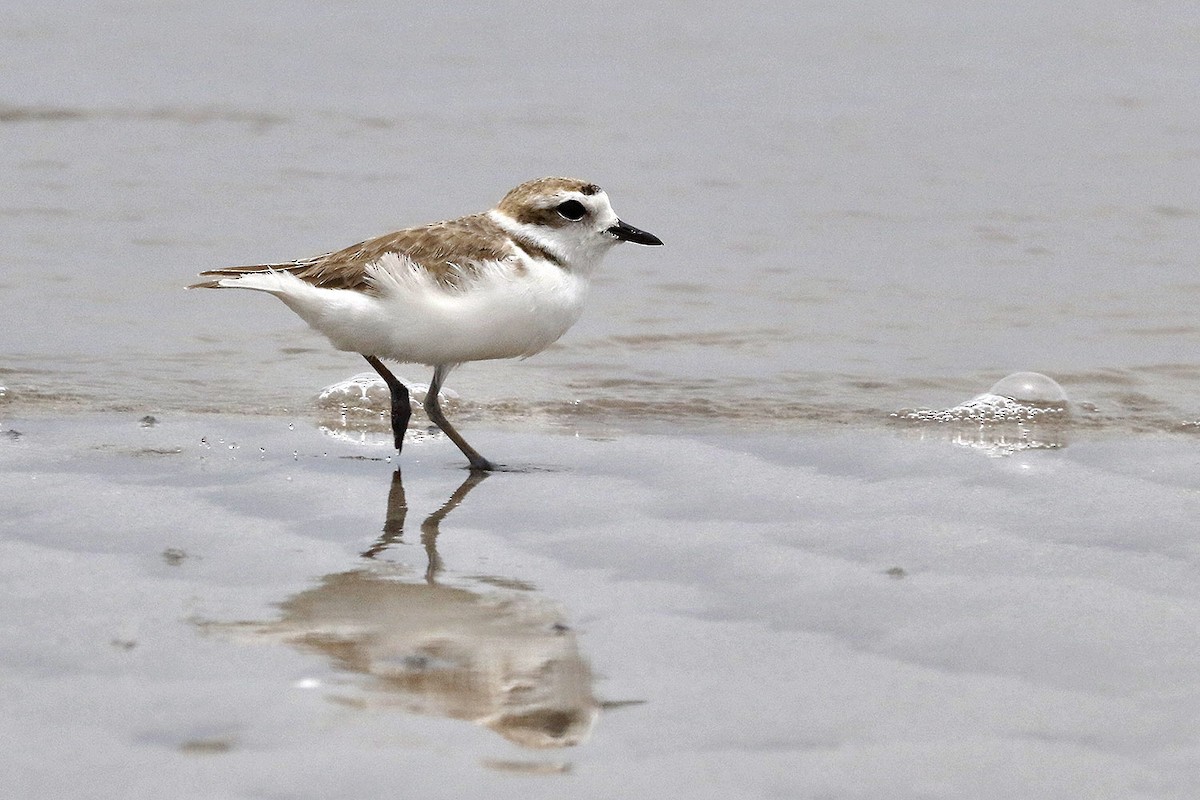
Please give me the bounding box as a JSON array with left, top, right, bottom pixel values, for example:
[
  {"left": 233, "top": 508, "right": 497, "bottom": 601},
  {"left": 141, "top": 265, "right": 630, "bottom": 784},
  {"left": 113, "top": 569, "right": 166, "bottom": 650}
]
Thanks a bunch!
[{"left": 194, "top": 213, "right": 516, "bottom": 293}]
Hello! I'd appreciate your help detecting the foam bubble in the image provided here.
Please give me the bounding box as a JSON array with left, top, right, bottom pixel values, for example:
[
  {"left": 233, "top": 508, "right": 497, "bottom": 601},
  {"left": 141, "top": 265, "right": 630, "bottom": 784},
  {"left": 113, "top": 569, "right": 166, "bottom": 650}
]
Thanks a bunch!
[
  {"left": 987, "top": 372, "right": 1068, "bottom": 404},
  {"left": 892, "top": 372, "right": 1071, "bottom": 456},
  {"left": 315, "top": 372, "right": 392, "bottom": 411},
  {"left": 315, "top": 372, "right": 458, "bottom": 412},
  {"left": 896, "top": 372, "right": 1070, "bottom": 423}
]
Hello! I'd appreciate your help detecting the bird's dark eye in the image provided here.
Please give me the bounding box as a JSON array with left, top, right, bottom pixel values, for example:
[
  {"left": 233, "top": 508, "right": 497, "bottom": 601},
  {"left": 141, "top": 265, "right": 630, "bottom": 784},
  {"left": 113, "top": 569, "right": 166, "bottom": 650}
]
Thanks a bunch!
[{"left": 555, "top": 200, "right": 587, "bottom": 221}]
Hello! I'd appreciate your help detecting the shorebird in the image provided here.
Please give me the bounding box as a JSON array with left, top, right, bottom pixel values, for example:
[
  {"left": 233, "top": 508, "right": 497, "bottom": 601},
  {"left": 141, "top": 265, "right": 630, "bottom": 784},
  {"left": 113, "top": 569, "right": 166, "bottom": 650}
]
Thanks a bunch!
[{"left": 190, "top": 177, "right": 662, "bottom": 470}]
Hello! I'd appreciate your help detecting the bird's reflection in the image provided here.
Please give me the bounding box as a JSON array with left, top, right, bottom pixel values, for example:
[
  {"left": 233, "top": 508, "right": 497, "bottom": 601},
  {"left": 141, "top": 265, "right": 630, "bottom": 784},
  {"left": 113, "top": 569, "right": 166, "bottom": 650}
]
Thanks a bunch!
[
  {"left": 360, "top": 468, "right": 488, "bottom": 582},
  {"left": 200, "top": 468, "right": 606, "bottom": 749}
]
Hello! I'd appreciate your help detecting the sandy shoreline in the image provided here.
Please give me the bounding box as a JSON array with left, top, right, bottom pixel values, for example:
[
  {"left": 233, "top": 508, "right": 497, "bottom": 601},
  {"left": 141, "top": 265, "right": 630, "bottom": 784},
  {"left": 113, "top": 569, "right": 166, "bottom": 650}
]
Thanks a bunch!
[{"left": 2, "top": 411, "right": 1198, "bottom": 798}]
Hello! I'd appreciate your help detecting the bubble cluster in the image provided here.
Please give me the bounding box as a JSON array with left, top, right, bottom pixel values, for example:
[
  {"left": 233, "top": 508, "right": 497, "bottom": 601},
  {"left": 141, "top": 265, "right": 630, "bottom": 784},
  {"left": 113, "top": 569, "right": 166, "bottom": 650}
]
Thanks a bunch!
[
  {"left": 315, "top": 372, "right": 392, "bottom": 412},
  {"left": 896, "top": 394, "right": 1065, "bottom": 423},
  {"left": 313, "top": 371, "right": 462, "bottom": 445},
  {"left": 895, "top": 372, "right": 1070, "bottom": 423},
  {"left": 315, "top": 372, "right": 457, "bottom": 412},
  {"left": 892, "top": 372, "right": 1072, "bottom": 456}
]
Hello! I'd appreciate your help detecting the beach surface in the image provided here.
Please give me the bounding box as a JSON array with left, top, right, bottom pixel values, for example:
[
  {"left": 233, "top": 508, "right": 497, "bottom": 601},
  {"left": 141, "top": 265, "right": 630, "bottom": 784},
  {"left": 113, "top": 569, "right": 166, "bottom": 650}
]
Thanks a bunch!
[{"left": 3, "top": 411, "right": 1199, "bottom": 798}]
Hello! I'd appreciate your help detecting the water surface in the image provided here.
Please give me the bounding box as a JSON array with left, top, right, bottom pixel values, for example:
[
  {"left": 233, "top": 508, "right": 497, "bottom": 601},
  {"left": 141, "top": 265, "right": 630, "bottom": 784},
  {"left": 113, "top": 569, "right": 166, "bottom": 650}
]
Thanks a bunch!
[{"left": 2, "top": 1, "right": 1198, "bottom": 434}]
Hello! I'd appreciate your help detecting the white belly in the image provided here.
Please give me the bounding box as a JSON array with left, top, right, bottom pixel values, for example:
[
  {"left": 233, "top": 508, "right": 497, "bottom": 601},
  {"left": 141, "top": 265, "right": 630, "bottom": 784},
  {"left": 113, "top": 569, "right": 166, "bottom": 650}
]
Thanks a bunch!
[{"left": 267, "top": 256, "right": 590, "bottom": 366}]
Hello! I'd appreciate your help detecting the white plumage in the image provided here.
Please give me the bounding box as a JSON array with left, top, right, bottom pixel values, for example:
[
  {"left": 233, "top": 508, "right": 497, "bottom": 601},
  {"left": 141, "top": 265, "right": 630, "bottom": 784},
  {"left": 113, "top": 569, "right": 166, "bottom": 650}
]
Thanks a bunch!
[{"left": 219, "top": 252, "right": 588, "bottom": 365}]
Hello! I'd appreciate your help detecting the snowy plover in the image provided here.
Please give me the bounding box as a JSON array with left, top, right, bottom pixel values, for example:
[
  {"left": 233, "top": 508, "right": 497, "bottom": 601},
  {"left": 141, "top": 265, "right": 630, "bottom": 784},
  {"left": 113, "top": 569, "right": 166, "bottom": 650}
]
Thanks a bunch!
[{"left": 190, "top": 177, "right": 662, "bottom": 470}]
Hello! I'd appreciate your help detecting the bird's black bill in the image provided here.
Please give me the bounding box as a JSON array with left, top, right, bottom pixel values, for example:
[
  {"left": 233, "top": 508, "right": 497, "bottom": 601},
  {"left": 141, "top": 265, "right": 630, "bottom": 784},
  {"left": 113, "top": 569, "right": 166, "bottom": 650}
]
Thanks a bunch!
[{"left": 608, "top": 219, "right": 663, "bottom": 246}]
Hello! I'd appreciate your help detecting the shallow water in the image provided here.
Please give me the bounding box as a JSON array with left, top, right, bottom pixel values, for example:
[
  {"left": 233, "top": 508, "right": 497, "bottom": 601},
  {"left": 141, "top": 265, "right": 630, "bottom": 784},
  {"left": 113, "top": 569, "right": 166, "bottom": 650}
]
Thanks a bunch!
[
  {"left": 3, "top": 1, "right": 1199, "bottom": 434},
  {"left": 3, "top": 2, "right": 1200, "bottom": 797}
]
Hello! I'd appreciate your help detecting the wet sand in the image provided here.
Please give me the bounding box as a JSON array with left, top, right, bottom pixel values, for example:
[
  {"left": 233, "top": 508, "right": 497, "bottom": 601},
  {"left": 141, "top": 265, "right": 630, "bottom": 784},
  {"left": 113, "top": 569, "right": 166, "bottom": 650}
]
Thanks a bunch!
[{"left": 3, "top": 412, "right": 1198, "bottom": 798}]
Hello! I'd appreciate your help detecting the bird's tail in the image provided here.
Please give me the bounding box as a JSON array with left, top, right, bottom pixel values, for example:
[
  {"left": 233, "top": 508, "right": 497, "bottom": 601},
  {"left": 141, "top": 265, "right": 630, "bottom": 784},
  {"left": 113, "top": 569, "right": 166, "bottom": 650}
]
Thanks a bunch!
[{"left": 187, "top": 264, "right": 291, "bottom": 290}]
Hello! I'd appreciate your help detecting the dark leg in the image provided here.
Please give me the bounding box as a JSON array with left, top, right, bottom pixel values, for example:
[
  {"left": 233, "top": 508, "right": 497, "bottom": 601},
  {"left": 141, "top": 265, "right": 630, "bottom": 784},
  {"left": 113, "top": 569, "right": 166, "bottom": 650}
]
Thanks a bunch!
[
  {"left": 363, "top": 355, "right": 410, "bottom": 452},
  {"left": 425, "top": 364, "right": 494, "bottom": 471}
]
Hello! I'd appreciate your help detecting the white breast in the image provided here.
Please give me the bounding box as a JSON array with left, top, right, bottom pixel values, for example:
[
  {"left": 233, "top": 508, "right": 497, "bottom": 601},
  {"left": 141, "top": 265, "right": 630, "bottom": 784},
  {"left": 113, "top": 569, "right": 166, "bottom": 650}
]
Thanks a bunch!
[{"left": 261, "top": 254, "right": 590, "bottom": 366}]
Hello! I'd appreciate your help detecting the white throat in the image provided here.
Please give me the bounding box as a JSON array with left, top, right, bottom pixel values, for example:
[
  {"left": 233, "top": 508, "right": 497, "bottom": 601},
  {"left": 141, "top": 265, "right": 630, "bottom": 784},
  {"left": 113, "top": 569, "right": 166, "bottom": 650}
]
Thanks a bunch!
[{"left": 487, "top": 209, "right": 616, "bottom": 277}]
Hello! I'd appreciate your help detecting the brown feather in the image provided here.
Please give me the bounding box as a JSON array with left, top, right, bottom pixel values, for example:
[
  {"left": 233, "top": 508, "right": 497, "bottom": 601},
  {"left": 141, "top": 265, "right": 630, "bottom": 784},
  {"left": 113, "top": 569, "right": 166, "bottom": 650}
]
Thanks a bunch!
[
  {"left": 193, "top": 213, "right": 542, "bottom": 294},
  {"left": 191, "top": 178, "right": 593, "bottom": 294}
]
